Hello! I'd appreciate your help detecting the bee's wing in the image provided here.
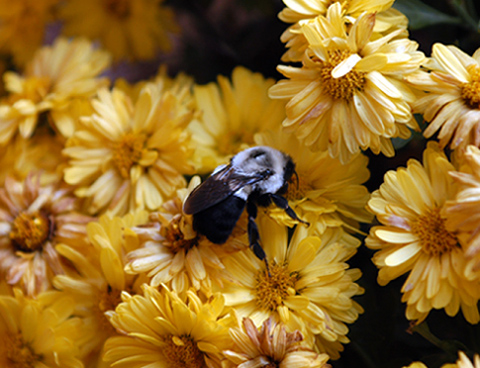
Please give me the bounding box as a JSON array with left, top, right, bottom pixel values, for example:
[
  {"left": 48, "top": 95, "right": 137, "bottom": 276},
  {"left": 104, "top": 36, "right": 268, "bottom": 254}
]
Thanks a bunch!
[{"left": 183, "top": 165, "right": 264, "bottom": 214}]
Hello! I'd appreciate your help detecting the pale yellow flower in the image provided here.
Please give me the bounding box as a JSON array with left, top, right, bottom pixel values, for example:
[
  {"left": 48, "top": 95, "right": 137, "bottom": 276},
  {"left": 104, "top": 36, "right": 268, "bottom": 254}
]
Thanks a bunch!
[
  {"left": 189, "top": 66, "right": 286, "bottom": 173},
  {"left": 443, "top": 352, "right": 480, "bottom": 368},
  {"left": 444, "top": 145, "right": 480, "bottom": 280},
  {"left": 59, "top": 0, "right": 179, "bottom": 61},
  {"left": 0, "top": 37, "right": 110, "bottom": 144},
  {"left": 0, "top": 0, "right": 58, "bottom": 66},
  {"left": 407, "top": 43, "right": 480, "bottom": 151},
  {"left": 366, "top": 142, "right": 480, "bottom": 324},
  {"left": 0, "top": 173, "right": 92, "bottom": 296},
  {"left": 279, "top": 0, "right": 408, "bottom": 62},
  {"left": 220, "top": 215, "right": 363, "bottom": 359},
  {"left": 103, "top": 285, "right": 233, "bottom": 368},
  {"left": 125, "top": 177, "right": 247, "bottom": 297},
  {"left": 0, "top": 289, "right": 84, "bottom": 368},
  {"left": 63, "top": 83, "right": 195, "bottom": 216},
  {"left": 269, "top": 3, "right": 423, "bottom": 163},
  {"left": 255, "top": 128, "right": 372, "bottom": 232},
  {"left": 53, "top": 211, "right": 149, "bottom": 367}
]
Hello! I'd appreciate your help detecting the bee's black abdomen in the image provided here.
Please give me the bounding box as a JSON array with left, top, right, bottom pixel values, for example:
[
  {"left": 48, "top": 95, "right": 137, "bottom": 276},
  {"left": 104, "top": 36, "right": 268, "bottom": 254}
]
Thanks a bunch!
[{"left": 192, "top": 195, "right": 246, "bottom": 244}]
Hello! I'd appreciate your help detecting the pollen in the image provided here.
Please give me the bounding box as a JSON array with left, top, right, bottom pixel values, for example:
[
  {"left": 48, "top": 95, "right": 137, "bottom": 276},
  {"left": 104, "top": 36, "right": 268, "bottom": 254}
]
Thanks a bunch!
[
  {"left": 103, "top": 0, "right": 131, "bottom": 19},
  {"left": 286, "top": 174, "right": 312, "bottom": 201},
  {"left": 10, "top": 211, "right": 51, "bottom": 253},
  {"left": 162, "top": 335, "right": 205, "bottom": 368},
  {"left": 461, "top": 65, "right": 480, "bottom": 109},
  {"left": 411, "top": 207, "right": 458, "bottom": 256},
  {"left": 255, "top": 262, "right": 298, "bottom": 311},
  {"left": 320, "top": 49, "right": 366, "bottom": 101},
  {"left": 5, "top": 333, "right": 41, "bottom": 368},
  {"left": 161, "top": 215, "right": 197, "bottom": 253},
  {"left": 112, "top": 133, "right": 146, "bottom": 179}
]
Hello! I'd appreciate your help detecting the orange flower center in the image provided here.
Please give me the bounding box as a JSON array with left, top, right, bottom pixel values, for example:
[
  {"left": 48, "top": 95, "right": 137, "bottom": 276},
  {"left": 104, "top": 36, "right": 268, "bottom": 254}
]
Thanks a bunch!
[
  {"left": 255, "top": 262, "right": 298, "bottom": 311},
  {"left": 4, "top": 333, "right": 41, "bottom": 368},
  {"left": 411, "top": 207, "right": 458, "bottom": 256},
  {"left": 161, "top": 216, "right": 197, "bottom": 253},
  {"left": 286, "top": 173, "right": 311, "bottom": 201},
  {"left": 10, "top": 211, "right": 50, "bottom": 252},
  {"left": 162, "top": 335, "right": 205, "bottom": 368},
  {"left": 97, "top": 285, "right": 127, "bottom": 335},
  {"left": 320, "top": 50, "right": 366, "bottom": 101},
  {"left": 217, "top": 129, "right": 254, "bottom": 156},
  {"left": 462, "top": 65, "right": 480, "bottom": 109},
  {"left": 112, "top": 133, "right": 146, "bottom": 179},
  {"left": 103, "top": 0, "right": 131, "bottom": 19},
  {"left": 7, "top": 77, "right": 51, "bottom": 105}
]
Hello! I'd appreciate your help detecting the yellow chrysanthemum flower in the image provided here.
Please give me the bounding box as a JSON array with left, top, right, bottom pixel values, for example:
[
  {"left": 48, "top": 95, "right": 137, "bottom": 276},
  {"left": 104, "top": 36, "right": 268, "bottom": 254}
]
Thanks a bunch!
[
  {"left": 103, "top": 284, "right": 233, "bottom": 368},
  {"left": 220, "top": 216, "right": 363, "bottom": 359},
  {"left": 59, "top": 0, "right": 179, "bottom": 61},
  {"left": 0, "top": 173, "right": 92, "bottom": 296},
  {"left": 405, "top": 352, "right": 480, "bottom": 368},
  {"left": 53, "top": 211, "right": 149, "bottom": 367},
  {"left": 366, "top": 142, "right": 480, "bottom": 324},
  {"left": 125, "top": 177, "right": 247, "bottom": 297},
  {"left": 406, "top": 43, "right": 480, "bottom": 151},
  {"left": 0, "top": 289, "right": 83, "bottom": 368},
  {"left": 444, "top": 145, "right": 480, "bottom": 280},
  {"left": 255, "top": 128, "right": 372, "bottom": 232},
  {"left": 189, "top": 66, "right": 286, "bottom": 173},
  {"left": 0, "top": 37, "right": 110, "bottom": 144},
  {"left": 278, "top": 0, "right": 408, "bottom": 62},
  {"left": 0, "top": 0, "right": 58, "bottom": 66},
  {"left": 269, "top": 3, "right": 423, "bottom": 163},
  {"left": 0, "top": 130, "right": 65, "bottom": 186},
  {"left": 223, "top": 317, "right": 331, "bottom": 368},
  {"left": 63, "top": 83, "right": 195, "bottom": 216}
]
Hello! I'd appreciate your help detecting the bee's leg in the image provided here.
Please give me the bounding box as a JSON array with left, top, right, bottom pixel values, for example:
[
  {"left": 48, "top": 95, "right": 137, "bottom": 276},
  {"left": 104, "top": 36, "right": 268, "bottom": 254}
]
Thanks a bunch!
[
  {"left": 246, "top": 200, "right": 270, "bottom": 275},
  {"left": 270, "top": 194, "right": 309, "bottom": 226}
]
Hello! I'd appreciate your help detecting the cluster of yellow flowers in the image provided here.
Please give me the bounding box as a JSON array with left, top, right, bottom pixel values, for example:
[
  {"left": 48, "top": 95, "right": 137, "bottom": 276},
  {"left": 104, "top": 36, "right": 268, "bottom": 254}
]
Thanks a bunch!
[{"left": 0, "top": 0, "right": 480, "bottom": 368}]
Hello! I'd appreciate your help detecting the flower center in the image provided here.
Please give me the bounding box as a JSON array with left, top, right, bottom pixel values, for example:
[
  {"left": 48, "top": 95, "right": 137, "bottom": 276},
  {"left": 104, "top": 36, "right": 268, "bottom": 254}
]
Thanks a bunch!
[
  {"left": 161, "top": 216, "right": 197, "bottom": 253},
  {"left": 10, "top": 211, "right": 51, "bottom": 252},
  {"left": 411, "top": 207, "right": 458, "bottom": 256},
  {"left": 162, "top": 335, "right": 205, "bottom": 368},
  {"left": 4, "top": 333, "right": 41, "bottom": 368},
  {"left": 255, "top": 262, "right": 298, "bottom": 311},
  {"left": 320, "top": 50, "right": 366, "bottom": 101},
  {"left": 217, "top": 129, "right": 254, "bottom": 156},
  {"left": 97, "top": 285, "right": 126, "bottom": 335},
  {"left": 112, "top": 133, "right": 146, "bottom": 179},
  {"left": 461, "top": 65, "right": 480, "bottom": 109},
  {"left": 7, "top": 77, "right": 51, "bottom": 105},
  {"left": 286, "top": 173, "right": 312, "bottom": 201},
  {"left": 103, "top": 0, "right": 131, "bottom": 19}
]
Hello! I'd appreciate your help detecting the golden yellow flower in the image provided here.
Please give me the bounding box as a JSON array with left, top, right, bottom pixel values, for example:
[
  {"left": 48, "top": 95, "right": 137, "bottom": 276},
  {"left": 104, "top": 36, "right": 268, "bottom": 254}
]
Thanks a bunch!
[
  {"left": 59, "top": 0, "right": 179, "bottom": 61},
  {"left": 366, "top": 142, "right": 480, "bottom": 324},
  {"left": 407, "top": 43, "right": 480, "bottom": 151},
  {"left": 269, "top": 3, "right": 423, "bottom": 163},
  {"left": 63, "top": 83, "right": 195, "bottom": 216},
  {"left": 0, "top": 0, "right": 58, "bottom": 66},
  {"left": 0, "top": 289, "right": 83, "bottom": 368},
  {"left": 255, "top": 128, "right": 372, "bottom": 232},
  {"left": 220, "top": 216, "right": 363, "bottom": 359},
  {"left": 278, "top": 0, "right": 408, "bottom": 62},
  {"left": 444, "top": 145, "right": 480, "bottom": 280},
  {"left": 189, "top": 66, "right": 286, "bottom": 173},
  {"left": 0, "top": 129, "right": 65, "bottom": 186},
  {"left": 125, "top": 177, "right": 247, "bottom": 297},
  {"left": 103, "top": 284, "right": 233, "bottom": 368},
  {"left": 53, "top": 211, "right": 149, "bottom": 367},
  {"left": 443, "top": 352, "right": 480, "bottom": 368},
  {"left": 223, "top": 317, "right": 331, "bottom": 368},
  {"left": 0, "top": 173, "right": 92, "bottom": 296},
  {"left": 0, "top": 37, "right": 110, "bottom": 144}
]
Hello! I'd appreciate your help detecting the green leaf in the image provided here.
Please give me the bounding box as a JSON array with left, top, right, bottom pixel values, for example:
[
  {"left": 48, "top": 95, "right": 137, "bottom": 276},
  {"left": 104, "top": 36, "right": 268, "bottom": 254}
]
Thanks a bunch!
[{"left": 393, "top": 0, "right": 461, "bottom": 30}]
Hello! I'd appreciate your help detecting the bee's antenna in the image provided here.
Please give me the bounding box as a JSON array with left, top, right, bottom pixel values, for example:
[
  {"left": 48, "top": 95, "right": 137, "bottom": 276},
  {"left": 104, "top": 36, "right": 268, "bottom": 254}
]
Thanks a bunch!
[
  {"left": 264, "top": 258, "right": 271, "bottom": 277},
  {"left": 293, "top": 169, "right": 300, "bottom": 190}
]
